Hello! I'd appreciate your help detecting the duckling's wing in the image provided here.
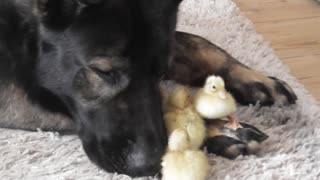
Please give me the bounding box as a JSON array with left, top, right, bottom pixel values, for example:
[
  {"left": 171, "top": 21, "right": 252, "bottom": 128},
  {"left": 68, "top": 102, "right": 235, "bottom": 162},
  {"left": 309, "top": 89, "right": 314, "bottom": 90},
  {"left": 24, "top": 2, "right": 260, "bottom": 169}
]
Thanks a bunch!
[
  {"left": 186, "top": 121, "right": 206, "bottom": 150},
  {"left": 164, "top": 112, "right": 180, "bottom": 134}
]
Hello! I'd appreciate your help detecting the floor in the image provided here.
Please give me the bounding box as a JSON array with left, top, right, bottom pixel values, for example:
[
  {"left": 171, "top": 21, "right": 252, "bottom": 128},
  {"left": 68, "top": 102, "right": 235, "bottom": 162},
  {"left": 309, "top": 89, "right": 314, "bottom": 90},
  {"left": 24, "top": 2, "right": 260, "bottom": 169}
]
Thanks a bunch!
[{"left": 233, "top": 0, "right": 320, "bottom": 100}]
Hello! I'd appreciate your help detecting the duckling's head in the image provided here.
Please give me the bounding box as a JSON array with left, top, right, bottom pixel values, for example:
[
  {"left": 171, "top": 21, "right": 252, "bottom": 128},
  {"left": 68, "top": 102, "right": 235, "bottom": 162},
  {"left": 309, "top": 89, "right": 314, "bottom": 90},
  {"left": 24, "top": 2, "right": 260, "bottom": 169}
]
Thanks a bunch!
[
  {"left": 169, "top": 86, "right": 191, "bottom": 109},
  {"left": 204, "top": 76, "right": 226, "bottom": 96}
]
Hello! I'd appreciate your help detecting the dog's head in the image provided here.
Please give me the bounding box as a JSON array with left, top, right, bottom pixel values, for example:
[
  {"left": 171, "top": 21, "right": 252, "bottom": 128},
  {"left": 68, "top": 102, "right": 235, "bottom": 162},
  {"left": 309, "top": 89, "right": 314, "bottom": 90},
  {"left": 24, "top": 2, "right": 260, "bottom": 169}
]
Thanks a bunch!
[{"left": 37, "top": 0, "right": 181, "bottom": 177}]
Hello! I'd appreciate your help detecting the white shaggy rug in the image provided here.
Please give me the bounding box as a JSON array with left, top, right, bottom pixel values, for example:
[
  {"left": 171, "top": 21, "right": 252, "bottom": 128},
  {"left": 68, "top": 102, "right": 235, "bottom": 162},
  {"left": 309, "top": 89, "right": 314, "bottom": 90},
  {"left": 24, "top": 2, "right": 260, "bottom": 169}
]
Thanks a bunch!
[{"left": 1, "top": 0, "right": 320, "bottom": 179}]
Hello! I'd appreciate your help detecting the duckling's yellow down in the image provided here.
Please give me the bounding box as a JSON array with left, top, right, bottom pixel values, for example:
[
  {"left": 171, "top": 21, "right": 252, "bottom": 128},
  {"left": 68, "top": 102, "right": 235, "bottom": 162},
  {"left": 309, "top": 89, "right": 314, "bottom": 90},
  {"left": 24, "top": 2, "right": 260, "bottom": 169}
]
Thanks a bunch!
[
  {"left": 194, "top": 75, "right": 237, "bottom": 119},
  {"left": 161, "top": 86, "right": 209, "bottom": 180},
  {"left": 162, "top": 129, "right": 209, "bottom": 180}
]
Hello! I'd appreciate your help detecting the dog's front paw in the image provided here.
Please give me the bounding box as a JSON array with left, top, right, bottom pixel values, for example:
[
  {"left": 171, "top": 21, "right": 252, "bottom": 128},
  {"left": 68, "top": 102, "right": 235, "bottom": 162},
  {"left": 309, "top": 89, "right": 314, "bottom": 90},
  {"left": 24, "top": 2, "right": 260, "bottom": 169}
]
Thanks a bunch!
[
  {"left": 226, "top": 66, "right": 297, "bottom": 106},
  {"left": 204, "top": 120, "right": 268, "bottom": 159},
  {"left": 268, "top": 76, "right": 297, "bottom": 105},
  {"left": 204, "top": 136, "right": 247, "bottom": 159}
]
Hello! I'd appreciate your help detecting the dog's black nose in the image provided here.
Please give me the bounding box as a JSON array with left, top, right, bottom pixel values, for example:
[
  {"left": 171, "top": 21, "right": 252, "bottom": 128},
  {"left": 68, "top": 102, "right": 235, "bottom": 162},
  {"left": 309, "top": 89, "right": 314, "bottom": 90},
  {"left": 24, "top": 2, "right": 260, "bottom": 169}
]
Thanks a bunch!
[
  {"left": 82, "top": 137, "right": 163, "bottom": 177},
  {"left": 126, "top": 161, "right": 161, "bottom": 177},
  {"left": 124, "top": 141, "right": 164, "bottom": 177}
]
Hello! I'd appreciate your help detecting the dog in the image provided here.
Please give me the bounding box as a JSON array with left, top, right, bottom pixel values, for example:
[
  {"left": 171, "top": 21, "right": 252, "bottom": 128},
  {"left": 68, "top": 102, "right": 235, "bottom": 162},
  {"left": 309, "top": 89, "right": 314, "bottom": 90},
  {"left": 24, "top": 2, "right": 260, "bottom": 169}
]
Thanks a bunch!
[{"left": 0, "top": 0, "right": 297, "bottom": 177}]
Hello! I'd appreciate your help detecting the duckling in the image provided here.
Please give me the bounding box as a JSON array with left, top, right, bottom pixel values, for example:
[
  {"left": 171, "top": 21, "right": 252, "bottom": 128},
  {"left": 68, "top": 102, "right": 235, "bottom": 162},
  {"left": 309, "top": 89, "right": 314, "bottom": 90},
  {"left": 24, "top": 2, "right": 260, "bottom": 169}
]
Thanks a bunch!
[
  {"left": 194, "top": 75, "right": 241, "bottom": 129},
  {"left": 163, "top": 86, "right": 206, "bottom": 150},
  {"left": 162, "top": 129, "right": 210, "bottom": 180},
  {"left": 161, "top": 86, "right": 209, "bottom": 180}
]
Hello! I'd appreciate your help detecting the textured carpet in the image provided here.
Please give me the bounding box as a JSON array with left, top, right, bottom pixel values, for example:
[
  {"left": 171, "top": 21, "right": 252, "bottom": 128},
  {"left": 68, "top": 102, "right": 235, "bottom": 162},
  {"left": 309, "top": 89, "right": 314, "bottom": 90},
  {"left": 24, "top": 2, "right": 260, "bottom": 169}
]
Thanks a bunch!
[{"left": 1, "top": 0, "right": 320, "bottom": 179}]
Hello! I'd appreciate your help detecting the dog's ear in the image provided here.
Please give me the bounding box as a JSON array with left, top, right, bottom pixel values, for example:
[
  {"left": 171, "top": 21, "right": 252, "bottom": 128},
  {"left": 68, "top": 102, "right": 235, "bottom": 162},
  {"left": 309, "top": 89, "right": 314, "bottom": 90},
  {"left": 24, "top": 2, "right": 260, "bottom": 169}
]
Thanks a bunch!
[
  {"left": 36, "top": 0, "right": 78, "bottom": 30},
  {"left": 78, "top": 0, "right": 104, "bottom": 5}
]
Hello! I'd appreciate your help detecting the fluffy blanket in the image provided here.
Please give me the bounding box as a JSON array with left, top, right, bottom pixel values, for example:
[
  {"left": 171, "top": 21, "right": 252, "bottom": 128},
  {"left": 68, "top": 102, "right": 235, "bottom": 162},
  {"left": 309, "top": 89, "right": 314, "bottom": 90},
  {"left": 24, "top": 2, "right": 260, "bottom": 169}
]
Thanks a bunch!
[{"left": 1, "top": 0, "right": 320, "bottom": 179}]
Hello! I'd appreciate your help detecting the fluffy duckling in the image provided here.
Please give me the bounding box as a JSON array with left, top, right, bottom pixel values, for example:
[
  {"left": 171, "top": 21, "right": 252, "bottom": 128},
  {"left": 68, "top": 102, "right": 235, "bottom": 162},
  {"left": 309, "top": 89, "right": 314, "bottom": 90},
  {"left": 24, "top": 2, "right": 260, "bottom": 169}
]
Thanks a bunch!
[
  {"left": 161, "top": 86, "right": 209, "bottom": 180},
  {"left": 194, "top": 75, "right": 241, "bottom": 129},
  {"left": 163, "top": 86, "right": 206, "bottom": 150},
  {"left": 162, "top": 129, "right": 210, "bottom": 180}
]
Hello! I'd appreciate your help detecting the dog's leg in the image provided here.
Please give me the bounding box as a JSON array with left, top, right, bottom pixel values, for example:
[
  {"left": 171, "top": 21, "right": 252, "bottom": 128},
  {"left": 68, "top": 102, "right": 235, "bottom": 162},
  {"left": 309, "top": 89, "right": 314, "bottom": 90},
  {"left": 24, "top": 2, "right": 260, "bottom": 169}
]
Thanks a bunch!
[{"left": 167, "top": 32, "right": 297, "bottom": 106}]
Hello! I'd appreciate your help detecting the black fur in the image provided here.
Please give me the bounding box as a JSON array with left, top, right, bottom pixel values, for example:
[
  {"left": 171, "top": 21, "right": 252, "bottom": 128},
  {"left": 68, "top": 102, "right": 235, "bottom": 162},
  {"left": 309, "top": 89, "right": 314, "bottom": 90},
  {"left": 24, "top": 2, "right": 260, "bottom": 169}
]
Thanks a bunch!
[{"left": 0, "top": 0, "right": 181, "bottom": 177}]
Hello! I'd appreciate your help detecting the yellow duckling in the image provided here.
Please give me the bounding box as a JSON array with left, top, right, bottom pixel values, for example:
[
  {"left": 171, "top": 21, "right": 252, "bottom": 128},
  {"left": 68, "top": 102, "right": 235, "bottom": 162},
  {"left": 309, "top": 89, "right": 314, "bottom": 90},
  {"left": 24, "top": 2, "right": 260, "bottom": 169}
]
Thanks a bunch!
[
  {"left": 163, "top": 86, "right": 206, "bottom": 149},
  {"left": 160, "top": 84, "right": 191, "bottom": 113},
  {"left": 194, "top": 75, "right": 241, "bottom": 129},
  {"left": 161, "top": 86, "right": 209, "bottom": 180},
  {"left": 162, "top": 129, "right": 210, "bottom": 180}
]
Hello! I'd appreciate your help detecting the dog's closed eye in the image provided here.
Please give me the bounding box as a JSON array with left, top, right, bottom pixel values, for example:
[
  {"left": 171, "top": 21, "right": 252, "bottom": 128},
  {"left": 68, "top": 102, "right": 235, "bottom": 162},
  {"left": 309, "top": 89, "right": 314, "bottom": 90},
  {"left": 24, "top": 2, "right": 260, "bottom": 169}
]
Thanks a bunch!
[
  {"left": 88, "top": 56, "right": 129, "bottom": 85},
  {"left": 73, "top": 57, "right": 130, "bottom": 105},
  {"left": 91, "top": 68, "right": 121, "bottom": 85}
]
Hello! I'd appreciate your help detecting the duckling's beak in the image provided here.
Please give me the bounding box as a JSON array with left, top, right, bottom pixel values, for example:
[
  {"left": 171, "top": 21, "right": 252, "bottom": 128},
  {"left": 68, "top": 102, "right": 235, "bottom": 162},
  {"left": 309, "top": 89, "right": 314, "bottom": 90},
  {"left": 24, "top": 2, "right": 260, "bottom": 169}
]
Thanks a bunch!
[{"left": 218, "top": 90, "right": 228, "bottom": 100}]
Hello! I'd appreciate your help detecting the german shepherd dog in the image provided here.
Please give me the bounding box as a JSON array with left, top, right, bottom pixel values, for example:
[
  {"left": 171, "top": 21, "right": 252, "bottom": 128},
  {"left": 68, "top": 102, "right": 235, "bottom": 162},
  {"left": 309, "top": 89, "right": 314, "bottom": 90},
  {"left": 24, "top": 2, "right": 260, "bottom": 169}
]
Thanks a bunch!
[{"left": 0, "top": 0, "right": 296, "bottom": 177}]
